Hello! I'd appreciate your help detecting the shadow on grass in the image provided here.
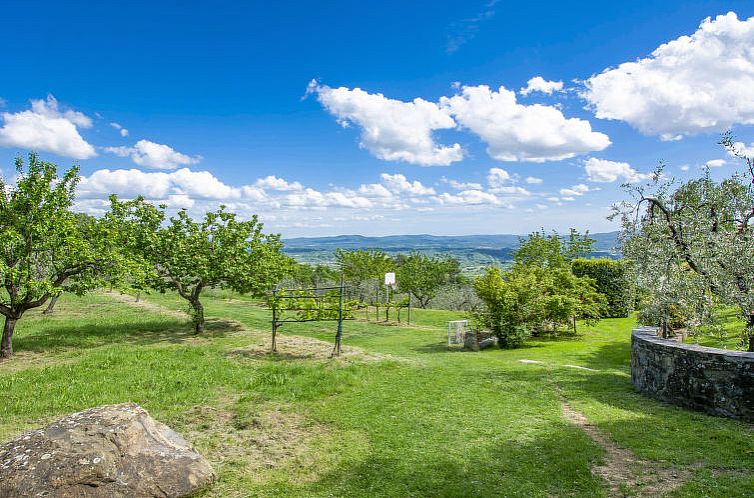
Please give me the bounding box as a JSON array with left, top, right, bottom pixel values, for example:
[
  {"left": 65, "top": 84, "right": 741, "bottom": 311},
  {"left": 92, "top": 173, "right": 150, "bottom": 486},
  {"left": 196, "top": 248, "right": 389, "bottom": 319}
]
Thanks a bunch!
[
  {"left": 578, "top": 340, "right": 631, "bottom": 371},
  {"left": 283, "top": 420, "right": 603, "bottom": 497},
  {"left": 541, "top": 341, "right": 754, "bottom": 471},
  {"left": 13, "top": 317, "right": 242, "bottom": 353}
]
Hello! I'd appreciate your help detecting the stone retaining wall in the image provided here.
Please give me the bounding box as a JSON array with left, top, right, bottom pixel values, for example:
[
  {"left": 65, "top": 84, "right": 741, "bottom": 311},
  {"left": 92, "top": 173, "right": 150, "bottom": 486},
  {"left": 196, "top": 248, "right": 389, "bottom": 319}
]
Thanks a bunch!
[{"left": 631, "top": 327, "right": 754, "bottom": 422}]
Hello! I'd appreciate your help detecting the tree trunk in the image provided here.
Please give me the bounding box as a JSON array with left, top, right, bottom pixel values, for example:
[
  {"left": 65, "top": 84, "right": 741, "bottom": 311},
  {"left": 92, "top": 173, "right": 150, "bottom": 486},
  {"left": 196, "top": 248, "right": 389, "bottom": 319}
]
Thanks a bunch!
[
  {"left": 271, "top": 321, "right": 278, "bottom": 353},
  {"left": 1, "top": 317, "right": 17, "bottom": 359},
  {"left": 190, "top": 299, "right": 205, "bottom": 334},
  {"left": 135, "top": 292, "right": 141, "bottom": 303},
  {"left": 43, "top": 295, "right": 60, "bottom": 315},
  {"left": 747, "top": 314, "right": 754, "bottom": 353}
]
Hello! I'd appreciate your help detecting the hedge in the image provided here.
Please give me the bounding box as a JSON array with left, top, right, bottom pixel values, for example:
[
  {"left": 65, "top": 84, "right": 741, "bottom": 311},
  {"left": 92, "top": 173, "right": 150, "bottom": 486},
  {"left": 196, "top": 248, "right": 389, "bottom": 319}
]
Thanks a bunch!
[{"left": 571, "top": 258, "right": 635, "bottom": 318}]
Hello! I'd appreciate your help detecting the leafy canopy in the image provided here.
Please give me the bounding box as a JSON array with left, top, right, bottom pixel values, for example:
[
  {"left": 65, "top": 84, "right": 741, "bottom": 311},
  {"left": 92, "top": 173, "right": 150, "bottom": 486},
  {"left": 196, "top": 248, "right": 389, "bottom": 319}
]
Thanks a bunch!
[
  {"left": 396, "top": 253, "right": 460, "bottom": 308},
  {"left": 472, "top": 229, "right": 606, "bottom": 348},
  {"left": 614, "top": 134, "right": 754, "bottom": 349},
  {"left": 110, "top": 196, "right": 291, "bottom": 332},
  {"left": 0, "top": 153, "right": 122, "bottom": 357}
]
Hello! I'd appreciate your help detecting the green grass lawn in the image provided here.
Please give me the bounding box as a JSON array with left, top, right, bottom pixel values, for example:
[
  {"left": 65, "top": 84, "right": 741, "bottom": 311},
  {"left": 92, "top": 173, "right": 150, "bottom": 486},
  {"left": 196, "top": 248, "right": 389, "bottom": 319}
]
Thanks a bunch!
[
  {"left": 684, "top": 307, "right": 750, "bottom": 350},
  {"left": 0, "top": 291, "right": 752, "bottom": 497}
]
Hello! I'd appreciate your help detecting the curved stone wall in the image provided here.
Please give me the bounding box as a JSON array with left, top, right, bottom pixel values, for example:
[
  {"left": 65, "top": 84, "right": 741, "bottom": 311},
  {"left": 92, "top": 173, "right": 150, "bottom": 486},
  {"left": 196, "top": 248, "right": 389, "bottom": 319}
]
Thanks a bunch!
[{"left": 631, "top": 327, "right": 754, "bottom": 422}]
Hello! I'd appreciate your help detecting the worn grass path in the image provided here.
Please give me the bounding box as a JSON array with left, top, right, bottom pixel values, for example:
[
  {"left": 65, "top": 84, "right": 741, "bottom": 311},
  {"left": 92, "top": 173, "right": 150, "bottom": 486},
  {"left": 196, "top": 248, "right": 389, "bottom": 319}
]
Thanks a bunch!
[{"left": 0, "top": 291, "right": 752, "bottom": 497}]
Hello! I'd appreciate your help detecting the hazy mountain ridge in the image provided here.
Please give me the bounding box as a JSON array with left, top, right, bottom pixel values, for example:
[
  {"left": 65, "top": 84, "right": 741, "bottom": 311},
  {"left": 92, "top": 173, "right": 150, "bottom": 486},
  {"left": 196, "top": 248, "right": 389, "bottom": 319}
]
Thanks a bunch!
[{"left": 283, "top": 232, "right": 620, "bottom": 272}]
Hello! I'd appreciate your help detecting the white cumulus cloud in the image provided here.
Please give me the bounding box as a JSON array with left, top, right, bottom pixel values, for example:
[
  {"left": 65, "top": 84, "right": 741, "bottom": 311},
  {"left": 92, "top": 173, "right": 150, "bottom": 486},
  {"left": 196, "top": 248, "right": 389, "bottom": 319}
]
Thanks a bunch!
[
  {"left": 309, "top": 81, "right": 463, "bottom": 166},
  {"left": 78, "top": 168, "right": 249, "bottom": 201},
  {"left": 525, "top": 176, "right": 543, "bottom": 184},
  {"left": 520, "top": 76, "right": 564, "bottom": 96},
  {"left": 441, "top": 84, "right": 610, "bottom": 162},
  {"left": 559, "top": 184, "right": 591, "bottom": 197},
  {"left": 487, "top": 167, "right": 512, "bottom": 187},
  {"left": 0, "top": 95, "right": 96, "bottom": 159},
  {"left": 441, "top": 177, "right": 484, "bottom": 190},
  {"left": 285, "top": 188, "right": 374, "bottom": 209},
  {"left": 584, "top": 157, "right": 650, "bottom": 183},
  {"left": 110, "top": 122, "right": 129, "bottom": 137},
  {"left": 435, "top": 190, "right": 506, "bottom": 206},
  {"left": 706, "top": 159, "right": 727, "bottom": 168},
  {"left": 582, "top": 12, "right": 754, "bottom": 139},
  {"left": 255, "top": 175, "right": 304, "bottom": 191},
  {"left": 380, "top": 173, "right": 435, "bottom": 195},
  {"left": 104, "top": 139, "right": 201, "bottom": 170}
]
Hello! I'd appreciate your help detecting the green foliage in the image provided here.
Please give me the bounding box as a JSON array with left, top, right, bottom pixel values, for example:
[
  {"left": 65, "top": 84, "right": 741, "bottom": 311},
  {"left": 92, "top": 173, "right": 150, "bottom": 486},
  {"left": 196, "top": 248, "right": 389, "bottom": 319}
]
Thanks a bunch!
[
  {"left": 268, "top": 288, "right": 358, "bottom": 322},
  {"left": 334, "top": 248, "right": 394, "bottom": 304},
  {"left": 424, "top": 283, "right": 480, "bottom": 311},
  {"left": 514, "top": 228, "right": 594, "bottom": 269},
  {"left": 335, "top": 248, "right": 393, "bottom": 282},
  {"left": 571, "top": 259, "right": 635, "bottom": 318},
  {"left": 395, "top": 253, "right": 460, "bottom": 308},
  {"left": 473, "top": 230, "right": 607, "bottom": 348},
  {"left": 287, "top": 263, "right": 339, "bottom": 289},
  {"left": 110, "top": 197, "right": 291, "bottom": 333},
  {"left": 614, "top": 135, "right": 754, "bottom": 349},
  {"left": 471, "top": 267, "right": 539, "bottom": 347},
  {"left": 0, "top": 153, "right": 122, "bottom": 358}
]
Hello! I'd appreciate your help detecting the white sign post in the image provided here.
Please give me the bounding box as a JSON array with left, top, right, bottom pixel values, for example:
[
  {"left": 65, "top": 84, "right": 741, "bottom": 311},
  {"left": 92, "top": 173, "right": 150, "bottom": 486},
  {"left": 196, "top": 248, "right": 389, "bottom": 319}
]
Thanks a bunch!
[{"left": 384, "top": 272, "right": 396, "bottom": 287}]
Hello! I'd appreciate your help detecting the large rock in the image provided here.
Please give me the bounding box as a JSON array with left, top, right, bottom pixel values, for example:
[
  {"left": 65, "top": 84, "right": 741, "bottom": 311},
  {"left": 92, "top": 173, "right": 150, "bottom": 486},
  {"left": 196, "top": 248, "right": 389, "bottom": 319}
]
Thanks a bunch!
[{"left": 0, "top": 403, "right": 215, "bottom": 497}]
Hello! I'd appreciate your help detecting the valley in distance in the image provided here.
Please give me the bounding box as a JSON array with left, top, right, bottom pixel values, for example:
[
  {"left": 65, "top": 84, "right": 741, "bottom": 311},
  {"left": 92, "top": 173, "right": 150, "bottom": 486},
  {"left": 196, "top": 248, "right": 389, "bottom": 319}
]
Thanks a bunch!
[{"left": 283, "top": 231, "right": 620, "bottom": 274}]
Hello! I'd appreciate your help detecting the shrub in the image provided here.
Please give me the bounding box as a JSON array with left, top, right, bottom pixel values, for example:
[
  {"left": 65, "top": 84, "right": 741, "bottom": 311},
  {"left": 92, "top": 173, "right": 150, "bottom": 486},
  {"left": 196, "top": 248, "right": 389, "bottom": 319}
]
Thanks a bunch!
[
  {"left": 471, "top": 267, "right": 539, "bottom": 348},
  {"left": 471, "top": 265, "right": 605, "bottom": 348},
  {"left": 571, "top": 259, "right": 635, "bottom": 318}
]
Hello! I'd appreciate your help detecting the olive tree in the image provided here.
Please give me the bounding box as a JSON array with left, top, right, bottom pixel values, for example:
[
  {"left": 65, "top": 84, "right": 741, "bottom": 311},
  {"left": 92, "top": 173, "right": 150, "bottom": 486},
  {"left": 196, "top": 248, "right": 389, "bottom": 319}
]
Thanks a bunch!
[
  {"left": 0, "top": 154, "right": 119, "bottom": 359},
  {"left": 110, "top": 197, "right": 291, "bottom": 333},
  {"left": 614, "top": 134, "right": 754, "bottom": 350}
]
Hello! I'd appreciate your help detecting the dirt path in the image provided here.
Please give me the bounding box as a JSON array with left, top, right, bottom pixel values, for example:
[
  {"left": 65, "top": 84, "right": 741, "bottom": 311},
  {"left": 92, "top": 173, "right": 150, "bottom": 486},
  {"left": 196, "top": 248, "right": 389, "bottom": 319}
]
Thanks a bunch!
[{"left": 557, "top": 386, "right": 695, "bottom": 497}]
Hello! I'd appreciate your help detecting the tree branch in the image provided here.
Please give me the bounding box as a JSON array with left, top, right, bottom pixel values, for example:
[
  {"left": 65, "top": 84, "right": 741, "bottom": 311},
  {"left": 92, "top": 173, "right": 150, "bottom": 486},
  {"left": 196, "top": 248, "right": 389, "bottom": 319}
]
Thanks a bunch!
[{"left": 641, "top": 196, "right": 707, "bottom": 277}]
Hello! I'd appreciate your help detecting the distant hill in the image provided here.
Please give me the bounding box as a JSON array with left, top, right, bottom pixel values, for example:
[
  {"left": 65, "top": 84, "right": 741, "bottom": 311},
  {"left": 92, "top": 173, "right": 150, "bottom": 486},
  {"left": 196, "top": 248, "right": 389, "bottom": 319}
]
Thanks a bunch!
[{"left": 283, "top": 232, "right": 621, "bottom": 273}]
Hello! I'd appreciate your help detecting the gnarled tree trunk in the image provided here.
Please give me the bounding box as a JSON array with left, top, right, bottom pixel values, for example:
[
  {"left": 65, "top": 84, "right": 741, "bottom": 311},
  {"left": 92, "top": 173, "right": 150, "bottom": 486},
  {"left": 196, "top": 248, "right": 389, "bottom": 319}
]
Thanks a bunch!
[
  {"left": 190, "top": 298, "right": 205, "bottom": 334},
  {"left": 1, "top": 316, "right": 18, "bottom": 359},
  {"left": 188, "top": 283, "right": 205, "bottom": 334},
  {"left": 747, "top": 314, "right": 754, "bottom": 352}
]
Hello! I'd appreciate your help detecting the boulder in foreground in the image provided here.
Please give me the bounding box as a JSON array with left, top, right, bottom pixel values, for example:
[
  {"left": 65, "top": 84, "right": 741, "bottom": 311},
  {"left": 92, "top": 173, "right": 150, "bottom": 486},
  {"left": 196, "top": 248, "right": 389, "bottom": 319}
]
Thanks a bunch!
[{"left": 0, "top": 402, "right": 215, "bottom": 497}]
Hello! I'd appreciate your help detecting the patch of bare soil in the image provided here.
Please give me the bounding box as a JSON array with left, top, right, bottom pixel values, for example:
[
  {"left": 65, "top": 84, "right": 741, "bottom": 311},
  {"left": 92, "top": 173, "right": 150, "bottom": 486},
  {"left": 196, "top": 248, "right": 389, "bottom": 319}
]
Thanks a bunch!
[
  {"left": 558, "top": 390, "right": 696, "bottom": 497},
  {"left": 230, "top": 333, "right": 390, "bottom": 363},
  {"left": 0, "top": 351, "right": 77, "bottom": 375},
  {"left": 102, "top": 291, "right": 189, "bottom": 320},
  {"left": 180, "top": 398, "right": 334, "bottom": 493}
]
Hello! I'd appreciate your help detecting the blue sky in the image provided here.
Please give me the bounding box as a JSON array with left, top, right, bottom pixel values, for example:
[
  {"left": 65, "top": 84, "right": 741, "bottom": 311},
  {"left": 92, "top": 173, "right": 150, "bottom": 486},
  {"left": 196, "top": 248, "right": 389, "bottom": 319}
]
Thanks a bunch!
[{"left": 2, "top": 1, "right": 754, "bottom": 236}]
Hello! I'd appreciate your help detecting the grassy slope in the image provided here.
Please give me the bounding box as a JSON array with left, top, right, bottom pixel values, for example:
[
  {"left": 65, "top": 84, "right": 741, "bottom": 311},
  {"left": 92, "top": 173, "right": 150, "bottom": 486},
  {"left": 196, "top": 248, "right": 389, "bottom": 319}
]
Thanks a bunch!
[{"left": 0, "top": 291, "right": 751, "bottom": 497}]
